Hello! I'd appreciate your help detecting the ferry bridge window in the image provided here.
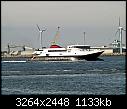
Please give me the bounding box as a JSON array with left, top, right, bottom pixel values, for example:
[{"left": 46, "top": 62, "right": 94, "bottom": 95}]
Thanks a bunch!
[
  {"left": 73, "top": 46, "right": 90, "bottom": 49},
  {"left": 48, "top": 50, "right": 66, "bottom": 52}
]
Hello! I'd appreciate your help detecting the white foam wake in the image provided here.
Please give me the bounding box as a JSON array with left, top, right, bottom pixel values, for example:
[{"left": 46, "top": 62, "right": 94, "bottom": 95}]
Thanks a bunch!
[{"left": 2, "top": 61, "right": 26, "bottom": 63}]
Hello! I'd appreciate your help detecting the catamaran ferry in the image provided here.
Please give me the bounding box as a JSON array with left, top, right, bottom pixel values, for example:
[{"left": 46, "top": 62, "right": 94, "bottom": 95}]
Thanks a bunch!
[{"left": 32, "top": 44, "right": 104, "bottom": 61}]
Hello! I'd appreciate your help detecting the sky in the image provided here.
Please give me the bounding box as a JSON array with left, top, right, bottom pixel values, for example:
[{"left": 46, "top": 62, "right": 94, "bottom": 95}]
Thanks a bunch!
[{"left": 1, "top": 1, "right": 126, "bottom": 51}]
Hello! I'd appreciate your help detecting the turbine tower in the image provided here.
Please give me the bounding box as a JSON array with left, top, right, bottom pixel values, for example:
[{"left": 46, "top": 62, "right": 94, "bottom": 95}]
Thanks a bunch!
[
  {"left": 36, "top": 24, "right": 46, "bottom": 49},
  {"left": 83, "top": 32, "right": 85, "bottom": 45},
  {"left": 115, "top": 17, "right": 126, "bottom": 54}
]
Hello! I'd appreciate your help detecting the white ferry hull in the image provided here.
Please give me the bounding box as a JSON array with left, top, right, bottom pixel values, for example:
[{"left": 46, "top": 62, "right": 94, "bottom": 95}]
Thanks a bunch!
[{"left": 31, "top": 51, "right": 104, "bottom": 61}]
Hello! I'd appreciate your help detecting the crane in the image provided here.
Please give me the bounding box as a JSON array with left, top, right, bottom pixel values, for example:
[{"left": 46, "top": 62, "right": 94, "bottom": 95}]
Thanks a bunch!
[{"left": 51, "top": 26, "right": 61, "bottom": 45}]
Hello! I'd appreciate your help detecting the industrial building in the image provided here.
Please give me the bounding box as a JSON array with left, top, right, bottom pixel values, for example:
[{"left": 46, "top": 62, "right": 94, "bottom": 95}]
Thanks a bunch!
[{"left": 91, "top": 46, "right": 114, "bottom": 55}]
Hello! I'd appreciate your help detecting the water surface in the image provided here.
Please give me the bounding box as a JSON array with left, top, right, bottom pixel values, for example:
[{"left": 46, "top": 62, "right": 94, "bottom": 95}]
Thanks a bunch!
[{"left": 1, "top": 56, "right": 126, "bottom": 95}]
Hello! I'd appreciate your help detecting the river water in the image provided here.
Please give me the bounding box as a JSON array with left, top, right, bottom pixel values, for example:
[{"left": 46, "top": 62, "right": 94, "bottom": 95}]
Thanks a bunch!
[{"left": 1, "top": 56, "right": 126, "bottom": 95}]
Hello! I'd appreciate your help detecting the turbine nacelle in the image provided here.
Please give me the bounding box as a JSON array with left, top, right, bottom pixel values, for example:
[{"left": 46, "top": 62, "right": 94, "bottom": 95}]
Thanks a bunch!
[
  {"left": 118, "top": 27, "right": 123, "bottom": 29},
  {"left": 36, "top": 24, "right": 46, "bottom": 32},
  {"left": 39, "top": 30, "right": 46, "bottom": 33}
]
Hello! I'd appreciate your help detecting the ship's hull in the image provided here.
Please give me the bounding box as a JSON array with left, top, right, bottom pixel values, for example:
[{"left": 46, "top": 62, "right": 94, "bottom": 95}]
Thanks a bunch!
[
  {"left": 31, "top": 51, "right": 104, "bottom": 61},
  {"left": 76, "top": 51, "right": 104, "bottom": 61}
]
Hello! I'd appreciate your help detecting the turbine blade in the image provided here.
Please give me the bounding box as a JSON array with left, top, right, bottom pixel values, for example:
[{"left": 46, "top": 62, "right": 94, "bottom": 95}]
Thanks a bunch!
[
  {"left": 42, "top": 28, "right": 47, "bottom": 32},
  {"left": 41, "top": 29, "right": 46, "bottom": 32},
  {"left": 115, "top": 29, "right": 119, "bottom": 36},
  {"left": 36, "top": 24, "right": 40, "bottom": 31},
  {"left": 119, "top": 17, "right": 120, "bottom": 26},
  {"left": 37, "top": 33, "right": 40, "bottom": 40}
]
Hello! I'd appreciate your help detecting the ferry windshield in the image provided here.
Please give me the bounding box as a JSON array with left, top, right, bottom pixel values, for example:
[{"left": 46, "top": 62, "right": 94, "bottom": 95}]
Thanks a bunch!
[{"left": 72, "top": 46, "right": 90, "bottom": 49}]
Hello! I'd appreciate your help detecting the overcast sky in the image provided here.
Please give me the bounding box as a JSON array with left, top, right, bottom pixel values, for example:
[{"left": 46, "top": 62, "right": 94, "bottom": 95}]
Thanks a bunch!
[{"left": 1, "top": 1, "right": 126, "bottom": 51}]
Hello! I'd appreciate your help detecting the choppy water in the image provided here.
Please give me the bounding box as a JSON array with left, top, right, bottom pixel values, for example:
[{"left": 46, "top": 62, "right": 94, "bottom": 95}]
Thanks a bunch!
[{"left": 1, "top": 56, "right": 126, "bottom": 95}]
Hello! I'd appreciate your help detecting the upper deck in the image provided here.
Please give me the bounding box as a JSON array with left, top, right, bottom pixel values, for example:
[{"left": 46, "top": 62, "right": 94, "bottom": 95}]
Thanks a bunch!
[{"left": 67, "top": 45, "right": 90, "bottom": 49}]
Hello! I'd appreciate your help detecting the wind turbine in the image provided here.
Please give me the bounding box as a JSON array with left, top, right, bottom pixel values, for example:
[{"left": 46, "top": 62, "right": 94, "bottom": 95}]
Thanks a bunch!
[
  {"left": 115, "top": 17, "right": 126, "bottom": 54},
  {"left": 36, "top": 24, "right": 46, "bottom": 49}
]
